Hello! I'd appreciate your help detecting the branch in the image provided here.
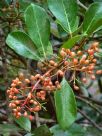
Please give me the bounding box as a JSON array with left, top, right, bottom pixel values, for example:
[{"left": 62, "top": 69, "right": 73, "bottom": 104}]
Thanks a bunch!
[
  {"left": 77, "top": 0, "right": 88, "bottom": 10},
  {"left": 78, "top": 109, "right": 102, "bottom": 131}
]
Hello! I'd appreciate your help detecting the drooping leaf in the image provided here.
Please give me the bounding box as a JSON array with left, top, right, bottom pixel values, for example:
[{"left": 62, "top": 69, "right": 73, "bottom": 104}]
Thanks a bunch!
[
  {"left": 61, "top": 35, "right": 82, "bottom": 49},
  {"left": 83, "top": 2, "right": 102, "bottom": 35},
  {"left": 14, "top": 116, "right": 31, "bottom": 132},
  {"left": 48, "top": 0, "right": 78, "bottom": 33},
  {"left": 54, "top": 78, "right": 77, "bottom": 130},
  {"left": 24, "top": 4, "right": 50, "bottom": 58},
  {"left": 50, "top": 124, "right": 85, "bottom": 136},
  {"left": 32, "top": 125, "right": 52, "bottom": 136},
  {"left": 6, "top": 31, "right": 40, "bottom": 60}
]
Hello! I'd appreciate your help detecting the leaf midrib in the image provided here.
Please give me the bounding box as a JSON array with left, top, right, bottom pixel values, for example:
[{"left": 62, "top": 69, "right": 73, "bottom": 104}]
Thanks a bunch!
[
  {"left": 61, "top": 0, "right": 72, "bottom": 33},
  {"left": 32, "top": 5, "right": 46, "bottom": 58}
]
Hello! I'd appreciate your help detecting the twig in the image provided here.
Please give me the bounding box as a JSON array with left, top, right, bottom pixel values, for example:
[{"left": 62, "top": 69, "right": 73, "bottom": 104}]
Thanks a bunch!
[
  {"left": 79, "top": 95, "right": 102, "bottom": 106},
  {"left": 78, "top": 109, "right": 102, "bottom": 131},
  {"left": 76, "top": 96, "right": 102, "bottom": 115},
  {"left": 77, "top": 0, "right": 88, "bottom": 10},
  {"left": 35, "top": 113, "right": 40, "bottom": 127}
]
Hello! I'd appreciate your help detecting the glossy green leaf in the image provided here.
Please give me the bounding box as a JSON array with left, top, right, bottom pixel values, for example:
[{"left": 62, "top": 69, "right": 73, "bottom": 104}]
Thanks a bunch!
[
  {"left": 14, "top": 116, "right": 31, "bottom": 132},
  {"left": 48, "top": 0, "right": 78, "bottom": 33},
  {"left": 6, "top": 31, "right": 40, "bottom": 60},
  {"left": 61, "top": 35, "right": 82, "bottom": 49},
  {"left": 54, "top": 78, "right": 77, "bottom": 130},
  {"left": 24, "top": 4, "right": 50, "bottom": 58},
  {"left": 32, "top": 125, "right": 52, "bottom": 136},
  {"left": 83, "top": 2, "right": 102, "bottom": 35},
  {"left": 50, "top": 124, "right": 85, "bottom": 136}
]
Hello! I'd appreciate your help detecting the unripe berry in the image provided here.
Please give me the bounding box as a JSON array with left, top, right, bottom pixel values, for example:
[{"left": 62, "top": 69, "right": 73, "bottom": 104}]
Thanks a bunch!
[
  {"left": 82, "top": 78, "right": 87, "bottom": 83},
  {"left": 91, "top": 75, "right": 96, "bottom": 80},
  {"left": 85, "top": 60, "right": 89, "bottom": 65},
  {"left": 82, "top": 55, "right": 87, "bottom": 60},
  {"left": 9, "top": 95, "right": 13, "bottom": 99},
  {"left": 77, "top": 50, "right": 82, "bottom": 56},
  {"left": 92, "top": 42, "right": 99, "bottom": 47},
  {"left": 49, "top": 60, "right": 55, "bottom": 66},
  {"left": 74, "top": 85, "right": 79, "bottom": 90},
  {"left": 24, "top": 111, "right": 28, "bottom": 117},
  {"left": 30, "top": 75, "right": 35, "bottom": 80},
  {"left": 70, "top": 52, "right": 76, "bottom": 57},
  {"left": 28, "top": 93, "right": 32, "bottom": 99},
  {"left": 60, "top": 50, "right": 67, "bottom": 57},
  {"left": 25, "top": 79, "right": 30, "bottom": 84},
  {"left": 88, "top": 65, "right": 94, "bottom": 71},
  {"left": 13, "top": 96, "right": 17, "bottom": 100},
  {"left": 19, "top": 73, "right": 24, "bottom": 80},
  {"left": 95, "top": 47, "right": 99, "bottom": 52},
  {"left": 30, "top": 100, "right": 34, "bottom": 103},
  {"left": 34, "top": 101, "right": 38, "bottom": 105}
]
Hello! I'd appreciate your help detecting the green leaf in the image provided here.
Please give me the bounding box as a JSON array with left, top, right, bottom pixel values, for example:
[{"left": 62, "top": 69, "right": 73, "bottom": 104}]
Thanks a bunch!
[
  {"left": 14, "top": 116, "right": 31, "bottom": 132},
  {"left": 48, "top": 0, "right": 78, "bottom": 33},
  {"left": 6, "top": 31, "right": 40, "bottom": 60},
  {"left": 83, "top": 2, "right": 102, "bottom": 35},
  {"left": 54, "top": 78, "right": 77, "bottom": 130},
  {"left": 24, "top": 4, "right": 50, "bottom": 58},
  {"left": 50, "top": 124, "right": 85, "bottom": 136},
  {"left": 0, "top": 124, "right": 22, "bottom": 134},
  {"left": 61, "top": 35, "right": 82, "bottom": 49},
  {"left": 32, "top": 125, "right": 52, "bottom": 136}
]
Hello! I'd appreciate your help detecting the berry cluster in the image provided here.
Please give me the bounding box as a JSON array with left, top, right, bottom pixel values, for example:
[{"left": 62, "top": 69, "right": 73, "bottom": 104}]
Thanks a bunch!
[
  {"left": 7, "top": 41, "right": 102, "bottom": 119},
  {"left": 7, "top": 72, "right": 62, "bottom": 119},
  {"left": 60, "top": 42, "right": 102, "bottom": 89}
]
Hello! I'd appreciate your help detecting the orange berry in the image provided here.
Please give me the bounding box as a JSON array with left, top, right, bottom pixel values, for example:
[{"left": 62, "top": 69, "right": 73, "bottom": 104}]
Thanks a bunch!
[
  {"left": 17, "top": 112, "right": 21, "bottom": 117},
  {"left": 70, "top": 52, "right": 76, "bottom": 57},
  {"left": 73, "top": 58, "right": 78, "bottom": 65},
  {"left": 64, "top": 61, "right": 69, "bottom": 66},
  {"left": 13, "top": 96, "right": 17, "bottom": 100},
  {"left": 33, "top": 105, "right": 41, "bottom": 112},
  {"left": 29, "top": 115, "right": 33, "bottom": 121},
  {"left": 57, "top": 70, "right": 64, "bottom": 77},
  {"left": 92, "top": 59, "right": 97, "bottom": 63},
  {"left": 88, "top": 49, "right": 94, "bottom": 55},
  {"left": 96, "top": 70, "right": 102, "bottom": 75}
]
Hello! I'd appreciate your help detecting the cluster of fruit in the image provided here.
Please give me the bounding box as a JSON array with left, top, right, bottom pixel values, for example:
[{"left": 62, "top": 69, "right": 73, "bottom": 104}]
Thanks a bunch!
[{"left": 7, "top": 42, "right": 102, "bottom": 119}]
